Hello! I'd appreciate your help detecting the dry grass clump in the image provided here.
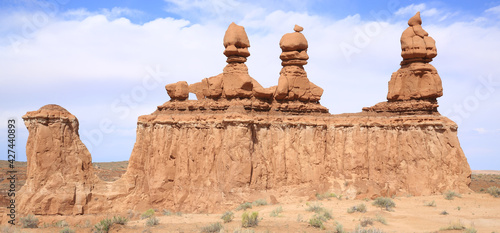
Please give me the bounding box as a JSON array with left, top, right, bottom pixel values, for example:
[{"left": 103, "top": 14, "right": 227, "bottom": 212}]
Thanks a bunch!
[
  {"left": 372, "top": 197, "right": 395, "bottom": 211},
  {"left": 444, "top": 190, "right": 462, "bottom": 200},
  {"left": 487, "top": 186, "right": 500, "bottom": 197},
  {"left": 20, "top": 215, "right": 39, "bottom": 228},
  {"left": 221, "top": 211, "right": 234, "bottom": 223},
  {"left": 347, "top": 203, "right": 367, "bottom": 213},
  {"left": 241, "top": 212, "right": 260, "bottom": 228},
  {"left": 200, "top": 222, "right": 223, "bottom": 233}
]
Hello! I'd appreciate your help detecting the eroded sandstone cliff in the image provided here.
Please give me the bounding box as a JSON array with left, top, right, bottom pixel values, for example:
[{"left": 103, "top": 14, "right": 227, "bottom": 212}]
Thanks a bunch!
[{"left": 16, "top": 13, "right": 472, "bottom": 216}]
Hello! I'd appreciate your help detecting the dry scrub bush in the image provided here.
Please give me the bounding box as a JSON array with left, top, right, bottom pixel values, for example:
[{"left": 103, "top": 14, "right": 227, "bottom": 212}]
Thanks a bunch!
[
  {"left": 487, "top": 186, "right": 500, "bottom": 197},
  {"left": 20, "top": 215, "right": 39, "bottom": 228},
  {"left": 241, "top": 212, "right": 259, "bottom": 228},
  {"left": 221, "top": 211, "right": 234, "bottom": 223},
  {"left": 200, "top": 222, "right": 223, "bottom": 233},
  {"left": 372, "top": 197, "right": 395, "bottom": 211}
]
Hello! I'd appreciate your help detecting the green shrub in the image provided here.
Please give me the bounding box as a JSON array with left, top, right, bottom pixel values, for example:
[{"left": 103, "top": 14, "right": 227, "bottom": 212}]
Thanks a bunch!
[
  {"left": 241, "top": 212, "right": 259, "bottom": 228},
  {"left": 112, "top": 216, "right": 128, "bottom": 225},
  {"left": 162, "top": 209, "right": 172, "bottom": 216},
  {"left": 236, "top": 202, "right": 253, "bottom": 211},
  {"left": 175, "top": 212, "right": 183, "bottom": 216},
  {"left": 487, "top": 186, "right": 500, "bottom": 197},
  {"left": 360, "top": 217, "right": 374, "bottom": 227},
  {"left": 306, "top": 202, "right": 324, "bottom": 213},
  {"left": 146, "top": 216, "right": 159, "bottom": 226},
  {"left": 440, "top": 210, "right": 449, "bottom": 215},
  {"left": 221, "top": 211, "right": 234, "bottom": 223},
  {"left": 270, "top": 206, "right": 283, "bottom": 217},
  {"left": 464, "top": 226, "right": 477, "bottom": 233},
  {"left": 334, "top": 222, "right": 346, "bottom": 233},
  {"left": 60, "top": 227, "right": 75, "bottom": 233},
  {"left": 252, "top": 199, "right": 267, "bottom": 206},
  {"left": 94, "top": 218, "right": 112, "bottom": 233},
  {"left": 439, "top": 221, "right": 465, "bottom": 230},
  {"left": 316, "top": 192, "right": 339, "bottom": 200},
  {"left": 20, "top": 215, "right": 39, "bottom": 228},
  {"left": 347, "top": 203, "right": 367, "bottom": 213},
  {"left": 308, "top": 215, "right": 325, "bottom": 230},
  {"left": 372, "top": 197, "right": 395, "bottom": 211},
  {"left": 200, "top": 222, "right": 223, "bottom": 233},
  {"left": 141, "top": 209, "right": 155, "bottom": 219},
  {"left": 55, "top": 220, "right": 69, "bottom": 227},
  {"left": 374, "top": 214, "right": 387, "bottom": 225},
  {"left": 424, "top": 200, "right": 436, "bottom": 207},
  {"left": 444, "top": 190, "right": 461, "bottom": 200},
  {"left": 352, "top": 226, "right": 385, "bottom": 233}
]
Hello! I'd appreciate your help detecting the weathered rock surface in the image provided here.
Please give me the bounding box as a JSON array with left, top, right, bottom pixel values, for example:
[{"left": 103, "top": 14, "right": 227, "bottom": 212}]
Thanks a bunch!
[
  {"left": 365, "top": 12, "right": 443, "bottom": 113},
  {"left": 18, "top": 105, "right": 98, "bottom": 215},
  {"left": 17, "top": 18, "right": 471, "bottom": 217},
  {"left": 165, "top": 81, "right": 189, "bottom": 100},
  {"left": 115, "top": 111, "right": 471, "bottom": 212},
  {"left": 275, "top": 25, "right": 324, "bottom": 102}
]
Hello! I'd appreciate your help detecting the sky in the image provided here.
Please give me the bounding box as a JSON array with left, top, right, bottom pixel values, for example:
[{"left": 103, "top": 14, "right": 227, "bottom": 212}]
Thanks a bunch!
[{"left": 0, "top": 0, "right": 499, "bottom": 170}]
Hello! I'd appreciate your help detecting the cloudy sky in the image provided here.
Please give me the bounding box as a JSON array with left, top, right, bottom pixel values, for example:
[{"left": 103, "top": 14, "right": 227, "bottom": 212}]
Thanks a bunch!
[{"left": 0, "top": 0, "right": 499, "bottom": 170}]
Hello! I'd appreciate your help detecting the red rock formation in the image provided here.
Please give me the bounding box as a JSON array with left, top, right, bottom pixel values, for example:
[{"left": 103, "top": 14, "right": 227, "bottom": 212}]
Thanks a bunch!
[
  {"left": 18, "top": 105, "right": 97, "bottom": 215},
  {"left": 365, "top": 12, "right": 443, "bottom": 113},
  {"left": 165, "top": 81, "right": 189, "bottom": 101},
  {"left": 275, "top": 25, "right": 324, "bottom": 102},
  {"left": 16, "top": 19, "right": 471, "bottom": 216}
]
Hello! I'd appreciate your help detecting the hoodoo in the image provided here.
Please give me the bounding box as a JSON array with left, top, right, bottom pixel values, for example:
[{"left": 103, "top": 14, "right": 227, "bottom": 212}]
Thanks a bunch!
[
  {"left": 18, "top": 105, "right": 97, "bottom": 215},
  {"left": 364, "top": 12, "right": 443, "bottom": 113},
  {"left": 16, "top": 13, "right": 471, "bottom": 216}
]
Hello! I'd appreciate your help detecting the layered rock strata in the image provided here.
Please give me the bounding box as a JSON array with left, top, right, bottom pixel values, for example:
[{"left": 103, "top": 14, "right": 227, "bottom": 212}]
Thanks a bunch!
[
  {"left": 364, "top": 12, "right": 443, "bottom": 114},
  {"left": 18, "top": 105, "right": 97, "bottom": 215},
  {"left": 16, "top": 15, "right": 472, "bottom": 217}
]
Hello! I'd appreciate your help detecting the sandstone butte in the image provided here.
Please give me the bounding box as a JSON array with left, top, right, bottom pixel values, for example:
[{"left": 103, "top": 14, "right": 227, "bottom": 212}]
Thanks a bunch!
[{"left": 14, "top": 13, "right": 471, "bottom": 218}]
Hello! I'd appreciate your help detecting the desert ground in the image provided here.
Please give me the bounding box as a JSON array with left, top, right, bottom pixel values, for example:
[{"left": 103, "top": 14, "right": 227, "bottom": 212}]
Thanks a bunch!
[{"left": 1, "top": 161, "right": 499, "bottom": 233}]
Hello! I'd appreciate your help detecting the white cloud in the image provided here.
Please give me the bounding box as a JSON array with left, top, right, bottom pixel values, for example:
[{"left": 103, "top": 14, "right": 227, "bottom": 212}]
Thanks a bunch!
[
  {"left": 422, "top": 8, "right": 438, "bottom": 17},
  {"left": 485, "top": 5, "right": 500, "bottom": 15},
  {"left": 395, "top": 3, "right": 426, "bottom": 16}
]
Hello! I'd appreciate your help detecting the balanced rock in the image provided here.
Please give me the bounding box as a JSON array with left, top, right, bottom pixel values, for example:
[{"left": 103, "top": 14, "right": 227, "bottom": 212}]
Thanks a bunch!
[
  {"left": 165, "top": 81, "right": 189, "bottom": 100},
  {"left": 189, "top": 22, "right": 274, "bottom": 100},
  {"left": 18, "top": 105, "right": 97, "bottom": 215},
  {"left": 275, "top": 25, "right": 323, "bottom": 102},
  {"left": 365, "top": 12, "right": 443, "bottom": 113}
]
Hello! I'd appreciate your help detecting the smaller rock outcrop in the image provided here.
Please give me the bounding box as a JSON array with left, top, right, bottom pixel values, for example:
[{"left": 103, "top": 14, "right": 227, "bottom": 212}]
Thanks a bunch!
[
  {"left": 275, "top": 25, "right": 324, "bottom": 102},
  {"left": 161, "top": 22, "right": 328, "bottom": 113},
  {"left": 165, "top": 81, "right": 189, "bottom": 100},
  {"left": 184, "top": 22, "right": 275, "bottom": 100},
  {"left": 364, "top": 12, "right": 442, "bottom": 114},
  {"left": 18, "top": 105, "right": 97, "bottom": 215}
]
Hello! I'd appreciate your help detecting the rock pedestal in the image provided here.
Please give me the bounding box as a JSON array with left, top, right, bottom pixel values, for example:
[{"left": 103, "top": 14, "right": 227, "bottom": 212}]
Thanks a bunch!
[
  {"left": 364, "top": 12, "right": 443, "bottom": 114},
  {"left": 18, "top": 105, "right": 97, "bottom": 215},
  {"left": 275, "top": 25, "right": 323, "bottom": 102}
]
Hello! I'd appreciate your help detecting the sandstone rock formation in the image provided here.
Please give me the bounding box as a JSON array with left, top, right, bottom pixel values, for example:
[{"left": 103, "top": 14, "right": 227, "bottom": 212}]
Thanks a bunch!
[
  {"left": 275, "top": 25, "right": 324, "bottom": 102},
  {"left": 162, "top": 22, "right": 327, "bottom": 113},
  {"left": 18, "top": 105, "right": 97, "bottom": 215},
  {"left": 16, "top": 18, "right": 471, "bottom": 217},
  {"left": 165, "top": 81, "right": 189, "bottom": 100},
  {"left": 184, "top": 22, "right": 274, "bottom": 100},
  {"left": 364, "top": 12, "right": 443, "bottom": 113}
]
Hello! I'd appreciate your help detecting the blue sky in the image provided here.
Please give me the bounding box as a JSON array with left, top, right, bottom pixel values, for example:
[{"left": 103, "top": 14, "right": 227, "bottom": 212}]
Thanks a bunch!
[{"left": 0, "top": 0, "right": 499, "bottom": 170}]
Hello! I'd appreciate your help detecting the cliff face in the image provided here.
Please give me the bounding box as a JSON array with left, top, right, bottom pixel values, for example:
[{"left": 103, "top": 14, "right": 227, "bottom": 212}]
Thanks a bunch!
[
  {"left": 16, "top": 16, "right": 472, "bottom": 216},
  {"left": 117, "top": 111, "right": 470, "bottom": 212},
  {"left": 18, "top": 105, "right": 97, "bottom": 215}
]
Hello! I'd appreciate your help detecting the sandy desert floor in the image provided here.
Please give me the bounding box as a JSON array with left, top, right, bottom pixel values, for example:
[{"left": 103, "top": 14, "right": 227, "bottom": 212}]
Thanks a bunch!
[{"left": 1, "top": 161, "right": 499, "bottom": 233}]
